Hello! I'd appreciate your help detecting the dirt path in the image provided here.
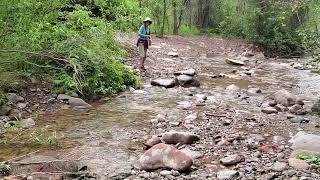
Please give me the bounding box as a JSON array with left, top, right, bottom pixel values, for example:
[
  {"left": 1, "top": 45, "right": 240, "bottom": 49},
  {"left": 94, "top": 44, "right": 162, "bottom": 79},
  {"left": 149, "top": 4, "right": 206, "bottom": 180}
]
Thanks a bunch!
[{"left": 2, "top": 35, "right": 320, "bottom": 179}]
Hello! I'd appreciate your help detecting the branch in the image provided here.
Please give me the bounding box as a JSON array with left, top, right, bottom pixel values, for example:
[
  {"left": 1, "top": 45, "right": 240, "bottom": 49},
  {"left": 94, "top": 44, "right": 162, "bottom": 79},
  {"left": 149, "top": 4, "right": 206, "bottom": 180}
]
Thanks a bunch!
[{"left": 0, "top": 49, "right": 69, "bottom": 64}]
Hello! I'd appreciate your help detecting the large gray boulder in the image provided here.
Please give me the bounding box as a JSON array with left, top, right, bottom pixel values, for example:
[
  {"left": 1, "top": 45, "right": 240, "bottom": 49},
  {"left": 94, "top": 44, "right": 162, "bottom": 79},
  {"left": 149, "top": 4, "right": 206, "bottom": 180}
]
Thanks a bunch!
[
  {"left": 68, "top": 97, "right": 92, "bottom": 108},
  {"left": 151, "top": 79, "right": 176, "bottom": 88},
  {"left": 290, "top": 132, "right": 320, "bottom": 153},
  {"left": 161, "top": 131, "right": 200, "bottom": 145},
  {"left": 272, "top": 89, "right": 303, "bottom": 107}
]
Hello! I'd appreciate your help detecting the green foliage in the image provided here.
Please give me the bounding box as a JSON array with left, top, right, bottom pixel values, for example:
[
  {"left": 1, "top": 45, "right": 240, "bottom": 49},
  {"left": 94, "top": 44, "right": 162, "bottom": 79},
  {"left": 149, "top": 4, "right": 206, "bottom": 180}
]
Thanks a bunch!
[
  {"left": 297, "top": 154, "right": 320, "bottom": 165},
  {"left": 30, "top": 127, "right": 57, "bottom": 146},
  {"left": 0, "top": 162, "right": 10, "bottom": 176},
  {"left": 0, "top": 0, "right": 138, "bottom": 98}
]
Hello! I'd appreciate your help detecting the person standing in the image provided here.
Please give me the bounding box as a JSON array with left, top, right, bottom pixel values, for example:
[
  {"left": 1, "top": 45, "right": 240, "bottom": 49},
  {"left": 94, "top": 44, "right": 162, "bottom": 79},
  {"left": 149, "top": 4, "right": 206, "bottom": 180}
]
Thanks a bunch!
[{"left": 137, "top": 17, "right": 152, "bottom": 70}]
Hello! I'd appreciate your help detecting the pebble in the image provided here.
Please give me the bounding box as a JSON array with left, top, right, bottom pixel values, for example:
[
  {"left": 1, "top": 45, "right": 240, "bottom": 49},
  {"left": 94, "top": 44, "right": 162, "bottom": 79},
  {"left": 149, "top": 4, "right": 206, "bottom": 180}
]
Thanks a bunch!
[
  {"left": 160, "top": 170, "right": 172, "bottom": 176},
  {"left": 217, "top": 169, "right": 239, "bottom": 180},
  {"left": 272, "top": 161, "right": 288, "bottom": 171}
]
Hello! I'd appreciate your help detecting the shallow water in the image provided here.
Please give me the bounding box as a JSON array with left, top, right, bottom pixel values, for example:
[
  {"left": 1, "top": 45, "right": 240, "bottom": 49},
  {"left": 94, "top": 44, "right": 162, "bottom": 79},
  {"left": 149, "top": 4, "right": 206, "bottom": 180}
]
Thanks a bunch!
[{"left": 1, "top": 55, "right": 320, "bottom": 178}]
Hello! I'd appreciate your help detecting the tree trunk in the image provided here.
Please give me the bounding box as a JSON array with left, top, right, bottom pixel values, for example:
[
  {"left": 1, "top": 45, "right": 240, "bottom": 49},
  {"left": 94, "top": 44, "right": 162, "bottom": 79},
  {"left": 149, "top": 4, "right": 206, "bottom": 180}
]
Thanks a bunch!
[
  {"left": 160, "top": 0, "right": 167, "bottom": 37},
  {"left": 173, "top": 0, "right": 178, "bottom": 34}
]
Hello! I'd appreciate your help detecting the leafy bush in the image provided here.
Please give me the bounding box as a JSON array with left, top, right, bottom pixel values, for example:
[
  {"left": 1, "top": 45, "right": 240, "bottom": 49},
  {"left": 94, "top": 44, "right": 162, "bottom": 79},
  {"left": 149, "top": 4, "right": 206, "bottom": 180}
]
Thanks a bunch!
[
  {"left": 30, "top": 127, "right": 57, "bottom": 146},
  {"left": 0, "top": 162, "right": 10, "bottom": 176},
  {"left": 0, "top": 1, "right": 138, "bottom": 98}
]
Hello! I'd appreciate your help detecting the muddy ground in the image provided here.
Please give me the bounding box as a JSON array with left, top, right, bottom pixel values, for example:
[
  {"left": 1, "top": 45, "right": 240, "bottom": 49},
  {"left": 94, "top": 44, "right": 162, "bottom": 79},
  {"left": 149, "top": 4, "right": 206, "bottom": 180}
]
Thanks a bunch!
[{"left": 1, "top": 35, "right": 320, "bottom": 180}]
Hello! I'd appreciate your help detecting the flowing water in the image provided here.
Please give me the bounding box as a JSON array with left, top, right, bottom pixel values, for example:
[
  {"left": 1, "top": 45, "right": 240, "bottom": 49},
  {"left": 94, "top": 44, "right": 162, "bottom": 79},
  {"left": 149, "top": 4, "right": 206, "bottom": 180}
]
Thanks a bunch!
[{"left": 1, "top": 41, "right": 320, "bottom": 179}]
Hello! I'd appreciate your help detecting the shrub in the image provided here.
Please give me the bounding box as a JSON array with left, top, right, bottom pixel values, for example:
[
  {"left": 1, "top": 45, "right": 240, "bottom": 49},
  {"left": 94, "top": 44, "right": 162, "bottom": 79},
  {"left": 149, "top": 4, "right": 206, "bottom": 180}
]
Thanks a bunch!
[{"left": 0, "top": 1, "right": 138, "bottom": 98}]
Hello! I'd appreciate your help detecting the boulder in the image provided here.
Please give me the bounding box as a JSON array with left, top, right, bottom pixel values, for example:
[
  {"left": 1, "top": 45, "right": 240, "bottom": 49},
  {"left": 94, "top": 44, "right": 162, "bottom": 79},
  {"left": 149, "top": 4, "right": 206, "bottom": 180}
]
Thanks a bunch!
[
  {"left": 144, "top": 136, "right": 162, "bottom": 148},
  {"left": 174, "top": 69, "right": 196, "bottom": 76},
  {"left": 220, "top": 154, "right": 245, "bottom": 166},
  {"left": 261, "top": 107, "right": 278, "bottom": 114},
  {"left": 274, "top": 104, "right": 289, "bottom": 112},
  {"left": 176, "top": 75, "right": 194, "bottom": 86},
  {"left": 20, "top": 118, "right": 35, "bottom": 129},
  {"left": 289, "top": 117, "right": 309, "bottom": 124},
  {"left": 68, "top": 97, "right": 92, "bottom": 108},
  {"left": 151, "top": 79, "right": 176, "bottom": 88},
  {"left": 136, "top": 143, "right": 193, "bottom": 171},
  {"left": 7, "top": 93, "right": 24, "bottom": 104},
  {"left": 161, "top": 131, "right": 200, "bottom": 145},
  {"left": 225, "top": 58, "right": 245, "bottom": 66},
  {"left": 288, "top": 104, "right": 303, "bottom": 114},
  {"left": 290, "top": 132, "right": 320, "bottom": 153},
  {"left": 268, "top": 100, "right": 277, "bottom": 107},
  {"left": 57, "top": 94, "right": 72, "bottom": 101},
  {"left": 217, "top": 169, "right": 239, "bottom": 180},
  {"left": 273, "top": 89, "right": 299, "bottom": 107}
]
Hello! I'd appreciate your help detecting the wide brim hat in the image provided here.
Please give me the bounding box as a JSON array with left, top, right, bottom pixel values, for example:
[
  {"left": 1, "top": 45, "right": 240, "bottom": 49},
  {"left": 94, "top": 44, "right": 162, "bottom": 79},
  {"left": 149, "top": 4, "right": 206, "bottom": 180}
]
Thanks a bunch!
[{"left": 143, "top": 17, "right": 152, "bottom": 24}]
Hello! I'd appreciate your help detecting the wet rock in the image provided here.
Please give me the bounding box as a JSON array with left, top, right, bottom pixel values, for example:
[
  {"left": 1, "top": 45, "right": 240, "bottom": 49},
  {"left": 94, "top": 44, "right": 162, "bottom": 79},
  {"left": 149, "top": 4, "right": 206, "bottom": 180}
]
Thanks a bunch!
[
  {"left": 220, "top": 154, "right": 245, "bottom": 166},
  {"left": 292, "top": 63, "right": 305, "bottom": 70},
  {"left": 57, "top": 94, "right": 72, "bottom": 101},
  {"left": 195, "top": 94, "right": 207, "bottom": 101},
  {"left": 311, "top": 99, "right": 320, "bottom": 115},
  {"left": 176, "top": 75, "right": 194, "bottom": 85},
  {"left": 155, "top": 114, "right": 166, "bottom": 123},
  {"left": 288, "top": 158, "right": 310, "bottom": 170},
  {"left": 136, "top": 143, "right": 193, "bottom": 171},
  {"left": 174, "top": 69, "right": 196, "bottom": 76},
  {"left": 68, "top": 97, "right": 92, "bottom": 108},
  {"left": 289, "top": 104, "right": 303, "bottom": 114},
  {"left": 16, "top": 103, "right": 28, "bottom": 109},
  {"left": 7, "top": 93, "right": 24, "bottom": 104},
  {"left": 161, "top": 131, "right": 200, "bottom": 145},
  {"left": 268, "top": 100, "right": 277, "bottom": 107},
  {"left": 289, "top": 117, "right": 309, "bottom": 124},
  {"left": 20, "top": 118, "right": 35, "bottom": 128},
  {"left": 274, "top": 104, "right": 288, "bottom": 112},
  {"left": 272, "top": 161, "right": 288, "bottom": 171},
  {"left": 151, "top": 78, "right": 176, "bottom": 88},
  {"left": 168, "top": 52, "right": 179, "bottom": 57},
  {"left": 0, "top": 105, "right": 12, "bottom": 116},
  {"left": 273, "top": 89, "right": 298, "bottom": 107},
  {"left": 262, "top": 107, "right": 278, "bottom": 114},
  {"left": 225, "top": 84, "right": 240, "bottom": 95},
  {"left": 247, "top": 88, "right": 262, "bottom": 95},
  {"left": 217, "top": 169, "right": 239, "bottom": 180},
  {"left": 290, "top": 132, "right": 320, "bottom": 153},
  {"left": 226, "top": 58, "right": 245, "bottom": 66},
  {"left": 206, "top": 96, "right": 219, "bottom": 105},
  {"left": 144, "top": 135, "right": 162, "bottom": 148},
  {"left": 133, "top": 90, "right": 148, "bottom": 94}
]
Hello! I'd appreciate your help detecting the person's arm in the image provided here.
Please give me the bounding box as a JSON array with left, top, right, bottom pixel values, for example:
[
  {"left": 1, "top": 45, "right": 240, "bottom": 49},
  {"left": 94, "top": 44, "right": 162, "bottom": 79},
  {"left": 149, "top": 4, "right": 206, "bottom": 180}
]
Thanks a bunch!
[{"left": 139, "top": 25, "right": 149, "bottom": 38}]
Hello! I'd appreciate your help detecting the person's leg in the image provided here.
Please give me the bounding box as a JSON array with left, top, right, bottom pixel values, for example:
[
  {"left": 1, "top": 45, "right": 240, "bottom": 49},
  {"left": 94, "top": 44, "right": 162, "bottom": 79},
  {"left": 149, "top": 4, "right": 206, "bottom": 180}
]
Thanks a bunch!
[
  {"left": 138, "top": 43, "right": 144, "bottom": 69},
  {"left": 141, "top": 48, "right": 147, "bottom": 69}
]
